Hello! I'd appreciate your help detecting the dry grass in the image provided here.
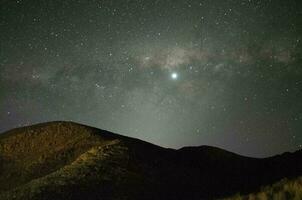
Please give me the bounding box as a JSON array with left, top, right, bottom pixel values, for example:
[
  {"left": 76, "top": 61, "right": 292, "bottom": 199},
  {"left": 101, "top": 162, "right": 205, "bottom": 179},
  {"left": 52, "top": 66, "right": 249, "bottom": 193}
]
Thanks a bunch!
[
  {"left": 2, "top": 121, "right": 302, "bottom": 200},
  {"left": 222, "top": 176, "right": 302, "bottom": 200},
  {"left": 0, "top": 122, "right": 119, "bottom": 191},
  {"left": 0, "top": 122, "right": 145, "bottom": 200}
]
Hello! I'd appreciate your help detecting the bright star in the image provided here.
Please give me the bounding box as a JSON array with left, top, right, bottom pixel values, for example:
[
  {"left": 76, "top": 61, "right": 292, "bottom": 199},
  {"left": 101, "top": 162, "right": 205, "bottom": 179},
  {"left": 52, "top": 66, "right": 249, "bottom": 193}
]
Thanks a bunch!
[{"left": 171, "top": 72, "right": 178, "bottom": 80}]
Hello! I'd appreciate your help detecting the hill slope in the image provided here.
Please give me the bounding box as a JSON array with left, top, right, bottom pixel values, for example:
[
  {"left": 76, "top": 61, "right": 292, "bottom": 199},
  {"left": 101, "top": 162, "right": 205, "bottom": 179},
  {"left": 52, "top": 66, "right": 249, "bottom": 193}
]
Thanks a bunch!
[
  {"left": 222, "top": 176, "right": 302, "bottom": 200},
  {"left": 0, "top": 121, "right": 302, "bottom": 200}
]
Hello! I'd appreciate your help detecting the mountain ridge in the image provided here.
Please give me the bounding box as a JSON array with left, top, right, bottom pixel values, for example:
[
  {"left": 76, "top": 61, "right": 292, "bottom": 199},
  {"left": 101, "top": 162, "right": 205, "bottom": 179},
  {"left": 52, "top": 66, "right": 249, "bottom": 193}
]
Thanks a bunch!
[{"left": 1, "top": 121, "right": 302, "bottom": 200}]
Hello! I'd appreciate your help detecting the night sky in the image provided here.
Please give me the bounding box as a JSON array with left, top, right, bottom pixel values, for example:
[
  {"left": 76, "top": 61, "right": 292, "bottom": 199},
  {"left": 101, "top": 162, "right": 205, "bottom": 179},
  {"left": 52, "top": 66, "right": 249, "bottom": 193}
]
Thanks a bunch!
[{"left": 1, "top": 0, "right": 302, "bottom": 157}]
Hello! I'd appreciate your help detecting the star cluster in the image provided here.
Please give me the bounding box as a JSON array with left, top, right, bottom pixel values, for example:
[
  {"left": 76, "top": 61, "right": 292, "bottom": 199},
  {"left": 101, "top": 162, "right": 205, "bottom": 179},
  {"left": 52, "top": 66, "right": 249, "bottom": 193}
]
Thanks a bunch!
[{"left": 1, "top": 0, "right": 302, "bottom": 157}]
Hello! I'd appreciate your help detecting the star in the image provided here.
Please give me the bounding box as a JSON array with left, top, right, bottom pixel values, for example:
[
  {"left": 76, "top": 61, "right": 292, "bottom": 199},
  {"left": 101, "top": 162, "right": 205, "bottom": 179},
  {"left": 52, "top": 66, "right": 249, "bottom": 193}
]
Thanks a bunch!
[
  {"left": 0, "top": 0, "right": 300, "bottom": 157},
  {"left": 171, "top": 72, "right": 178, "bottom": 80}
]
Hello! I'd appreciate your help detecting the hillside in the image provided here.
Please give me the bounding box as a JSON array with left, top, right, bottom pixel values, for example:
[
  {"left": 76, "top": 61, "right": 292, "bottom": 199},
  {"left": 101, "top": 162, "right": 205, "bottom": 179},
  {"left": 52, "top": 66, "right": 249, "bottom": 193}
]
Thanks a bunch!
[
  {"left": 0, "top": 121, "right": 302, "bottom": 200},
  {"left": 223, "top": 176, "right": 302, "bottom": 200}
]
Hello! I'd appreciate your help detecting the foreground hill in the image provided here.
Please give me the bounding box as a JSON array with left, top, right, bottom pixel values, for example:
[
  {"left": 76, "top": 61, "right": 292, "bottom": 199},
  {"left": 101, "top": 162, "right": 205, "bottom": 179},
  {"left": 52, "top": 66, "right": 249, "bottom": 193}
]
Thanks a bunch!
[
  {"left": 0, "top": 121, "right": 302, "bottom": 200},
  {"left": 223, "top": 176, "right": 302, "bottom": 200}
]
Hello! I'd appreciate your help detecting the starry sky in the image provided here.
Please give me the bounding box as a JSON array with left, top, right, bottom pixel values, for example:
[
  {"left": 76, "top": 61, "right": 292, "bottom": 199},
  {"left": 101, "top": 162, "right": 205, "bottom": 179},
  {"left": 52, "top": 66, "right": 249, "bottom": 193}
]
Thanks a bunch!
[{"left": 1, "top": 0, "right": 302, "bottom": 157}]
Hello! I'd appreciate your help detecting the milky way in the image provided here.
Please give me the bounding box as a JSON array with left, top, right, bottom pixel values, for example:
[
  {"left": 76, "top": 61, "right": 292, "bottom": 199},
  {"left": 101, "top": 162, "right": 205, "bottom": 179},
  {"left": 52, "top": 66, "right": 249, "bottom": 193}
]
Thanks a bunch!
[{"left": 1, "top": 0, "right": 302, "bottom": 157}]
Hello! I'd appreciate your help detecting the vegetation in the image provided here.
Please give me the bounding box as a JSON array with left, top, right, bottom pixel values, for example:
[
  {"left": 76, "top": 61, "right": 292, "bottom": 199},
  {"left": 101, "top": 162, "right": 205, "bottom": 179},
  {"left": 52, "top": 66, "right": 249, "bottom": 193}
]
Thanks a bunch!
[
  {"left": 1, "top": 121, "right": 302, "bottom": 200},
  {"left": 0, "top": 122, "right": 111, "bottom": 191},
  {"left": 223, "top": 176, "right": 302, "bottom": 200},
  {"left": 0, "top": 122, "right": 143, "bottom": 199}
]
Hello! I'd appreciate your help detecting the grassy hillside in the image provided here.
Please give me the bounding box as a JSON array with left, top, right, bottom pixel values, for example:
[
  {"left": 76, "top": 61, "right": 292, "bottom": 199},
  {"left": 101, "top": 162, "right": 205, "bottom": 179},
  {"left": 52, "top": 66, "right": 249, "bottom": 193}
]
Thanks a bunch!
[
  {"left": 223, "top": 176, "right": 302, "bottom": 200},
  {"left": 1, "top": 121, "right": 302, "bottom": 200},
  {"left": 0, "top": 122, "right": 115, "bottom": 191},
  {"left": 0, "top": 121, "right": 170, "bottom": 200}
]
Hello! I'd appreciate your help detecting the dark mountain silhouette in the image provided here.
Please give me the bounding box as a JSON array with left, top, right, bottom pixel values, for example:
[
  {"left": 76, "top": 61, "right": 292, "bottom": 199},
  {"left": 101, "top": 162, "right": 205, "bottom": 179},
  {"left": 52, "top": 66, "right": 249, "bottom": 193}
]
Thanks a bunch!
[{"left": 0, "top": 121, "right": 301, "bottom": 200}]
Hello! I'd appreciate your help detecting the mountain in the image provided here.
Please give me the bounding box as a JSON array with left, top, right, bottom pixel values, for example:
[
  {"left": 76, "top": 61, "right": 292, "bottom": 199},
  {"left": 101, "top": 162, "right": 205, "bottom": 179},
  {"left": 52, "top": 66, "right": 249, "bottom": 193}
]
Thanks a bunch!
[{"left": 0, "top": 121, "right": 302, "bottom": 200}]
